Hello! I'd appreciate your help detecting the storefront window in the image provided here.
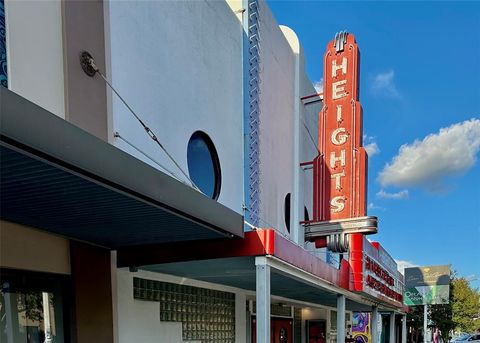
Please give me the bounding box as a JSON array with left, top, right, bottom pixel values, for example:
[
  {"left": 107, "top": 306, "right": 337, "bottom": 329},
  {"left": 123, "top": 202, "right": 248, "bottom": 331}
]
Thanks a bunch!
[{"left": 0, "top": 270, "right": 67, "bottom": 343}]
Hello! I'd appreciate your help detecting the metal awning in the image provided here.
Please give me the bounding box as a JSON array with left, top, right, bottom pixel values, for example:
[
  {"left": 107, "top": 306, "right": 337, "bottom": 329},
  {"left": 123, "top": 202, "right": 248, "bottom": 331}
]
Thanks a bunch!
[
  {"left": 138, "top": 256, "right": 374, "bottom": 311},
  {"left": 117, "top": 230, "right": 403, "bottom": 312},
  {"left": 0, "top": 87, "right": 244, "bottom": 248}
]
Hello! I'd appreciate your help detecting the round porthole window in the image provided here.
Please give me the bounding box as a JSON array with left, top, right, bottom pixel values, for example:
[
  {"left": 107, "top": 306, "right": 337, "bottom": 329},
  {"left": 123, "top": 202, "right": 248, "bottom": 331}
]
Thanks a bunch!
[
  {"left": 304, "top": 206, "right": 310, "bottom": 221},
  {"left": 284, "top": 193, "right": 291, "bottom": 233},
  {"left": 187, "top": 131, "right": 221, "bottom": 200}
]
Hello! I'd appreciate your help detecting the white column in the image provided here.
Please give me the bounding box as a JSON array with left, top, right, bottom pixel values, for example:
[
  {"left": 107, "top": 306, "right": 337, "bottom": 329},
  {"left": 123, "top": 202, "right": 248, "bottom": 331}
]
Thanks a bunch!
[
  {"left": 256, "top": 258, "right": 271, "bottom": 343},
  {"left": 389, "top": 313, "right": 396, "bottom": 343},
  {"left": 236, "top": 292, "right": 247, "bottom": 343},
  {"left": 371, "top": 306, "right": 379, "bottom": 343},
  {"left": 402, "top": 314, "right": 407, "bottom": 343},
  {"left": 337, "top": 295, "right": 346, "bottom": 343}
]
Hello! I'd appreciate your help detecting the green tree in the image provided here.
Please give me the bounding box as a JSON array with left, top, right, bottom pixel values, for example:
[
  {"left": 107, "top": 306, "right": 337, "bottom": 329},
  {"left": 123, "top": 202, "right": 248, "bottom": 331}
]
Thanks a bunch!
[
  {"left": 451, "top": 278, "right": 480, "bottom": 333},
  {"left": 407, "top": 305, "right": 425, "bottom": 343}
]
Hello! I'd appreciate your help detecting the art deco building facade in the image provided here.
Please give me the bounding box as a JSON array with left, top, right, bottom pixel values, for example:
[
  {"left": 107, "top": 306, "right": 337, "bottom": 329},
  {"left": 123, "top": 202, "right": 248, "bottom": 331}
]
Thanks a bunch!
[{"left": 0, "top": 1, "right": 406, "bottom": 342}]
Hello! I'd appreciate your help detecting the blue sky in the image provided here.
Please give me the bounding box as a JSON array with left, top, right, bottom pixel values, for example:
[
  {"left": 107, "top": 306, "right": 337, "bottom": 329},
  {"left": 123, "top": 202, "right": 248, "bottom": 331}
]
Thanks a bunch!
[{"left": 267, "top": 1, "right": 480, "bottom": 287}]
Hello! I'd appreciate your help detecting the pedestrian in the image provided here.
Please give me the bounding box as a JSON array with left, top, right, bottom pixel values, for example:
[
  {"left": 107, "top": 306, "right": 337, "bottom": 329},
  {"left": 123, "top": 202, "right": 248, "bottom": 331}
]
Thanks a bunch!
[{"left": 433, "top": 328, "right": 440, "bottom": 343}]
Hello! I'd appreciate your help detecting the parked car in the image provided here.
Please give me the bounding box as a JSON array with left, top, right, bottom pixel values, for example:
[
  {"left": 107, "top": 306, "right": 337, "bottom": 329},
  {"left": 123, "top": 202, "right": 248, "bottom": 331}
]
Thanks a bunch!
[{"left": 450, "top": 334, "right": 480, "bottom": 343}]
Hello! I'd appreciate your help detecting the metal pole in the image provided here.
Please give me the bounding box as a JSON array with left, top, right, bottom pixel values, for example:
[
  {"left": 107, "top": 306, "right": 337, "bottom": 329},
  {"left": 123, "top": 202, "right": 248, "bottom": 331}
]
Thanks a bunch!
[
  {"left": 402, "top": 314, "right": 407, "bottom": 343},
  {"left": 255, "top": 258, "right": 271, "bottom": 343},
  {"left": 337, "top": 295, "right": 346, "bottom": 343},
  {"left": 423, "top": 305, "right": 428, "bottom": 343}
]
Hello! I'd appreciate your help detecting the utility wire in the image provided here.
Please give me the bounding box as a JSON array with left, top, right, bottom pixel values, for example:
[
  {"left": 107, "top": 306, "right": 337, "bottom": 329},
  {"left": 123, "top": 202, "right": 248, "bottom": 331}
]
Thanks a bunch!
[
  {"left": 85, "top": 57, "right": 202, "bottom": 193},
  {"left": 301, "top": 117, "right": 320, "bottom": 153},
  {"left": 114, "top": 131, "right": 182, "bottom": 182}
]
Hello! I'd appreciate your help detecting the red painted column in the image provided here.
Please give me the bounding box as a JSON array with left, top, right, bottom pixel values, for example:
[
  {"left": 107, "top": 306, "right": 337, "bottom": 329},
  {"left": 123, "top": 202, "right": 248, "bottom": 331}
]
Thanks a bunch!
[{"left": 349, "top": 233, "right": 364, "bottom": 291}]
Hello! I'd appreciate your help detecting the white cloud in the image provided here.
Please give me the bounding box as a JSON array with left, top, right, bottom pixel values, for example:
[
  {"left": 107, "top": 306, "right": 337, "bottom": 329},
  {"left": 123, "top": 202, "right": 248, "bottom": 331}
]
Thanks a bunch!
[
  {"left": 395, "top": 259, "right": 419, "bottom": 274},
  {"left": 365, "top": 142, "right": 380, "bottom": 157},
  {"left": 376, "top": 189, "right": 409, "bottom": 199},
  {"left": 370, "top": 70, "right": 400, "bottom": 98},
  {"left": 313, "top": 78, "right": 323, "bottom": 93},
  {"left": 367, "top": 202, "right": 385, "bottom": 211},
  {"left": 363, "top": 135, "right": 380, "bottom": 157},
  {"left": 378, "top": 119, "right": 480, "bottom": 190}
]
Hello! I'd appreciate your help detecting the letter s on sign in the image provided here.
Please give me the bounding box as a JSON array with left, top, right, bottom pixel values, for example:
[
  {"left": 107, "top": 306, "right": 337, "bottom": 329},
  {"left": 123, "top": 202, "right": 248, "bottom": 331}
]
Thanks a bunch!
[{"left": 330, "top": 196, "right": 346, "bottom": 213}]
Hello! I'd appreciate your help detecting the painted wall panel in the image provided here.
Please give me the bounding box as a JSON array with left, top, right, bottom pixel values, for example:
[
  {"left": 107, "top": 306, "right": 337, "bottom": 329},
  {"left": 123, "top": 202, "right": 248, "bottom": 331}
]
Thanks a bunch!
[
  {"left": 4, "top": 0, "right": 65, "bottom": 118},
  {"left": 0, "top": 220, "right": 70, "bottom": 274},
  {"left": 106, "top": 0, "right": 244, "bottom": 213},
  {"left": 63, "top": 0, "right": 108, "bottom": 141}
]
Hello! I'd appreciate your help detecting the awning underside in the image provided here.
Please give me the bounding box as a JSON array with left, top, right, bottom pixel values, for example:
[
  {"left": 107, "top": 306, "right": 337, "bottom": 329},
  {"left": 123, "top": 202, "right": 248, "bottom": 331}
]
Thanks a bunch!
[
  {"left": 140, "top": 257, "right": 373, "bottom": 311},
  {"left": 0, "top": 144, "right": 224, "bottom": 248}
]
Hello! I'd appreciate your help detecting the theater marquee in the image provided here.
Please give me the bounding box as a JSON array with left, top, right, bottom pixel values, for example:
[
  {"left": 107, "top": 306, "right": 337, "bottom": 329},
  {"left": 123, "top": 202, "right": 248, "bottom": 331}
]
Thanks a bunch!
[{"left": 350, "top": 235, "right": 403, "bottom": 304}]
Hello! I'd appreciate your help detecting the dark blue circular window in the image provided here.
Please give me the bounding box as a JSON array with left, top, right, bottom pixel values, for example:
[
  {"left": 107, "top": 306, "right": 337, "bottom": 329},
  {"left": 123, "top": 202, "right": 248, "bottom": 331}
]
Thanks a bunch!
[{"left": 187, "top": 131, "right": 221, "bottom": 200}]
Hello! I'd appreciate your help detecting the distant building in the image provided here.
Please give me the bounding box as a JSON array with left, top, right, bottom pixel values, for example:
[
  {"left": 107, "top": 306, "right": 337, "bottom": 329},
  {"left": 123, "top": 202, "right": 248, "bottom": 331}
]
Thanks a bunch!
[{"left": 0, "top": 1, "right": 407, "bottom": 342}]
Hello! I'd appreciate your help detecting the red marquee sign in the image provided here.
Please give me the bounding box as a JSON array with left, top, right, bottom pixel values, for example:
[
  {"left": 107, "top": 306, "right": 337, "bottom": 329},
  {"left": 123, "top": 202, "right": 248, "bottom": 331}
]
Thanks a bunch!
[
  {"left": 313, "top": 32, "right": 367, "bottom": 223},
  {"left": 350, "top": 235, "right": 404, "bottom": 304}
]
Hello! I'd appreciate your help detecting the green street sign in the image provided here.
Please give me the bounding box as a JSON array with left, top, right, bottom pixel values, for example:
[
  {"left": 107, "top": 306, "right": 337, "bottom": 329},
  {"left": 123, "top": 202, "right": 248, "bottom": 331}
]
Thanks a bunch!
[
  {"left": 404, "top": 265, "right": 450, "bottom": 305},
  {"left": 404, "top": 285, "right": 450, "bottom": 305}
]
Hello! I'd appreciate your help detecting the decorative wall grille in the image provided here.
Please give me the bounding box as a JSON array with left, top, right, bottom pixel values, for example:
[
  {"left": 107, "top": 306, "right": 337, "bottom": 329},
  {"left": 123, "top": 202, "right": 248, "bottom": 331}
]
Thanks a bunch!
[{"left": 247, "top": 0, "right": 261, "bottom": 226}]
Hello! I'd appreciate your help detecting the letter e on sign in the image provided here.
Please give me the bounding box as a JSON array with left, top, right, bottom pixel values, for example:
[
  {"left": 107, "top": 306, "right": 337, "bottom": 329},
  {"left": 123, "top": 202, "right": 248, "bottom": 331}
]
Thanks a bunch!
[{"left": 332, "top": 80, "right": 347, "bottom": 99}]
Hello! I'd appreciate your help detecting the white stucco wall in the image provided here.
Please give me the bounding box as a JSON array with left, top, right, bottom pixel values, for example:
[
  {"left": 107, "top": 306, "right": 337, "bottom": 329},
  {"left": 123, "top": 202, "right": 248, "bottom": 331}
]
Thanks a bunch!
[
  {"left": 115, "top": 269, "right": 247, "bottom": 343},
  {"left": 256, "top": 2, "right": 319, "bottom": 244},
  {"left": 257, "top": 1, "right": 295, "bottom": 237},
  {"left": 280, "top": 25, "right": 320, "bottom": 246},
  {"left": 106, "top": 0, "right": 244, "bottom": 213},
  {"left": 4, "top": 0, "right": 65, "bottom": 118}
]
